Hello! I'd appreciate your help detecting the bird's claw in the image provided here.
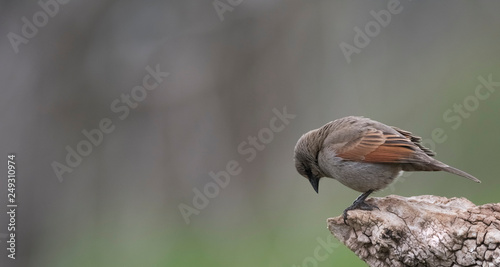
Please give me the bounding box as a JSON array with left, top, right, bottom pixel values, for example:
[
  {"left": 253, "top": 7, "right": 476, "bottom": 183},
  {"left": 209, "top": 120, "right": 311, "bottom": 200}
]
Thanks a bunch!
[{"left": 343, "top": 201, "right": 379, "bottom": 224}]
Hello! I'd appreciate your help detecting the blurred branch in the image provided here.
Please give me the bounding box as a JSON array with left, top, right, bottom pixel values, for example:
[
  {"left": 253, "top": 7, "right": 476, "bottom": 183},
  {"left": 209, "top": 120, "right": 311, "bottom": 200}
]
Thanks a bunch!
[{"left": 328, "top": 195, "right": 500, "bottom": 266}]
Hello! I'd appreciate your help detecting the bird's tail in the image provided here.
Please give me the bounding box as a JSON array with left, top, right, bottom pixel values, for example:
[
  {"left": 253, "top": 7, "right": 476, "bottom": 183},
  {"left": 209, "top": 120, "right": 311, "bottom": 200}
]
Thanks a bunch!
[
  {"left": 402, "top": 157, "right": 481, "bottom": 183},
  {"left": 440, "top": 165, "right": 481, "bottom": 183}
]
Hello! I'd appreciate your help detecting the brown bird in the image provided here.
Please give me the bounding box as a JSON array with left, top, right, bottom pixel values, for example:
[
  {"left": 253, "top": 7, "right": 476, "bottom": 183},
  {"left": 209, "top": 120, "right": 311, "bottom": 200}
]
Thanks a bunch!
[{"left": 294, "top": 116, "right": 480, "bottom": 223}]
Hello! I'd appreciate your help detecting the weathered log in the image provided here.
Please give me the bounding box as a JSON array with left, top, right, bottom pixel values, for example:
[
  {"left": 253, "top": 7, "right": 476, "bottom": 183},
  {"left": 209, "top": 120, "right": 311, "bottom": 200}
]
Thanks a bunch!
[{"left": 327, "top": 195, "right": 500, "bottom": 266}]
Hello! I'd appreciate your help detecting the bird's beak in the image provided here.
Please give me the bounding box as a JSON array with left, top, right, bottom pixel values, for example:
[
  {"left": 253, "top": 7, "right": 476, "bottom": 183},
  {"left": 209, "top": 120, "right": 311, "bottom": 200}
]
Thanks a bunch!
[{"left": 308, "top": 176, "right": 320, "bottom": 194}]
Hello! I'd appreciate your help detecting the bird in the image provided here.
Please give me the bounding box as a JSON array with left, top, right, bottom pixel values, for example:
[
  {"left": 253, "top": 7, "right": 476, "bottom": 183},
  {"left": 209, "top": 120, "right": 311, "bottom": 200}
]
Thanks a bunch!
[{"left": 293, "top": 116, "right": 480, "bottom": 223}]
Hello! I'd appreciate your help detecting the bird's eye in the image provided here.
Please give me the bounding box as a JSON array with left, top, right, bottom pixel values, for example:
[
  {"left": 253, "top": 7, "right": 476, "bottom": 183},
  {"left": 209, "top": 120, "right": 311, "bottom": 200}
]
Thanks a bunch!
[{"left": 303, "top": 165, "right": 312, "bottom": 177}]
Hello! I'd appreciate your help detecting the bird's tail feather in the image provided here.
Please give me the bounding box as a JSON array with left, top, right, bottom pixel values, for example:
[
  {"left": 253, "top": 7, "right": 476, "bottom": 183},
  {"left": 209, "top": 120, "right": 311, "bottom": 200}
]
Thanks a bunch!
[
  {"left": 441, "top": 165, "right": 481, "bottom": 183},
  {"left": 402, "top": 158, "right": 481, "bottom": 183}
]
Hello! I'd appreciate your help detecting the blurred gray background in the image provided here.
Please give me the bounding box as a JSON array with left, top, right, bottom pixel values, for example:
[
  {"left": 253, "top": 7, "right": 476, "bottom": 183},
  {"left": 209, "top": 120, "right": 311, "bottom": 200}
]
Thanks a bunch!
[{"left": 1, "top": 1, "right": 499, "bottom": 266}]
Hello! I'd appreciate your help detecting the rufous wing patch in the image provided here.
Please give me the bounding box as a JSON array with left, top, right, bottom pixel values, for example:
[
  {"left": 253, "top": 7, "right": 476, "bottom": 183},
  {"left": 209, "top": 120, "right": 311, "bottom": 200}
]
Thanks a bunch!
[
  {"left": 337, "top": 130, "right": 417, "bottom": 163},
  {"left": 391, "top": 126, "right": 435, "bottom": 157}
]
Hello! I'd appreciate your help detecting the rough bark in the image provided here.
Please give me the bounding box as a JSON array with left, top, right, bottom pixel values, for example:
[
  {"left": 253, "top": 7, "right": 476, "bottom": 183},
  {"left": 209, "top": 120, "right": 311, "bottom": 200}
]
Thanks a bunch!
[{"left": 327, "top": 195, "right": 500, "bottom": 267}]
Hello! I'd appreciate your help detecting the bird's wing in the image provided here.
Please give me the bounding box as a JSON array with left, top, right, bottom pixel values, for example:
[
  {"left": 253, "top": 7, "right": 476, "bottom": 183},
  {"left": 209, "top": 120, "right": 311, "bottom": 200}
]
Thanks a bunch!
[
  {"left": 334, "top": 129, "right": 425, "bottom": 163},
  {"left": 391, "top": 126, "right": 435, "bottom": 157}
]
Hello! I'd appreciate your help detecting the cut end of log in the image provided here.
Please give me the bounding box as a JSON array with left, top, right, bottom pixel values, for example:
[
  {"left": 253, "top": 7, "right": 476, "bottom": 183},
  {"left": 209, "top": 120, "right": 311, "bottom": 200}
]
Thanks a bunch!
[{"left": 327, "top": 195, "right": 500, "bottom": 267}]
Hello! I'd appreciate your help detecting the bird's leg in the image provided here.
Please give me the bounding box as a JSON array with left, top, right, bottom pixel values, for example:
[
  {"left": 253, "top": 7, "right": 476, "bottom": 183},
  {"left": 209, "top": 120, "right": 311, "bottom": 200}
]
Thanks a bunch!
[{"left": 343, "top": 190, "right": 378, "bottom": 224}]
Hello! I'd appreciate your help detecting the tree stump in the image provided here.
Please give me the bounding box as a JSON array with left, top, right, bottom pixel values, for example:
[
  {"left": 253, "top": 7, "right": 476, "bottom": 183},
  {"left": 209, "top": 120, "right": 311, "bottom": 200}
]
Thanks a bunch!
[{"left": 327, "top": 195, "right": 500, "bottom": 266}]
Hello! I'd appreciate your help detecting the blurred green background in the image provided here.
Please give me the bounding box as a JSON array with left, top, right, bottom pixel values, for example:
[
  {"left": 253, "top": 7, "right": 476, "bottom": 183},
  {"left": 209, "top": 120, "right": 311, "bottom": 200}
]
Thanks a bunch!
[{"left": 1, "top": 1, "right": 500, "bottom": 266}]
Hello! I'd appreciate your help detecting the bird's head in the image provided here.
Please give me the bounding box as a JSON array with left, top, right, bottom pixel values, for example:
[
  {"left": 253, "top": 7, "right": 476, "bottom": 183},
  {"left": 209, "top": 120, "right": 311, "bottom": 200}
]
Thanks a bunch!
[{"left": 294, "top": 129, "right": 325, "bottom": 193}]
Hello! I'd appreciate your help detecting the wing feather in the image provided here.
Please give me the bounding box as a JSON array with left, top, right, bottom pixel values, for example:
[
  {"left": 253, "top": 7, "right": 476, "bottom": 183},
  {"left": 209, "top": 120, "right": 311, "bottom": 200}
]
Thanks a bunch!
[{"left": 336, "top": 130, "right": 421, "bottom": 163}]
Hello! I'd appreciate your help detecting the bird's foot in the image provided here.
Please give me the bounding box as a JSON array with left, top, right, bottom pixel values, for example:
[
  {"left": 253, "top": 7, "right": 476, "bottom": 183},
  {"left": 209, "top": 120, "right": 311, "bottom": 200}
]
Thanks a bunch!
[
  {"left": 343, "top": 190, "right": 378, "bottom": 224},
  {"left": 343, "top": 201, "right": 379, "bottom": 224}
]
